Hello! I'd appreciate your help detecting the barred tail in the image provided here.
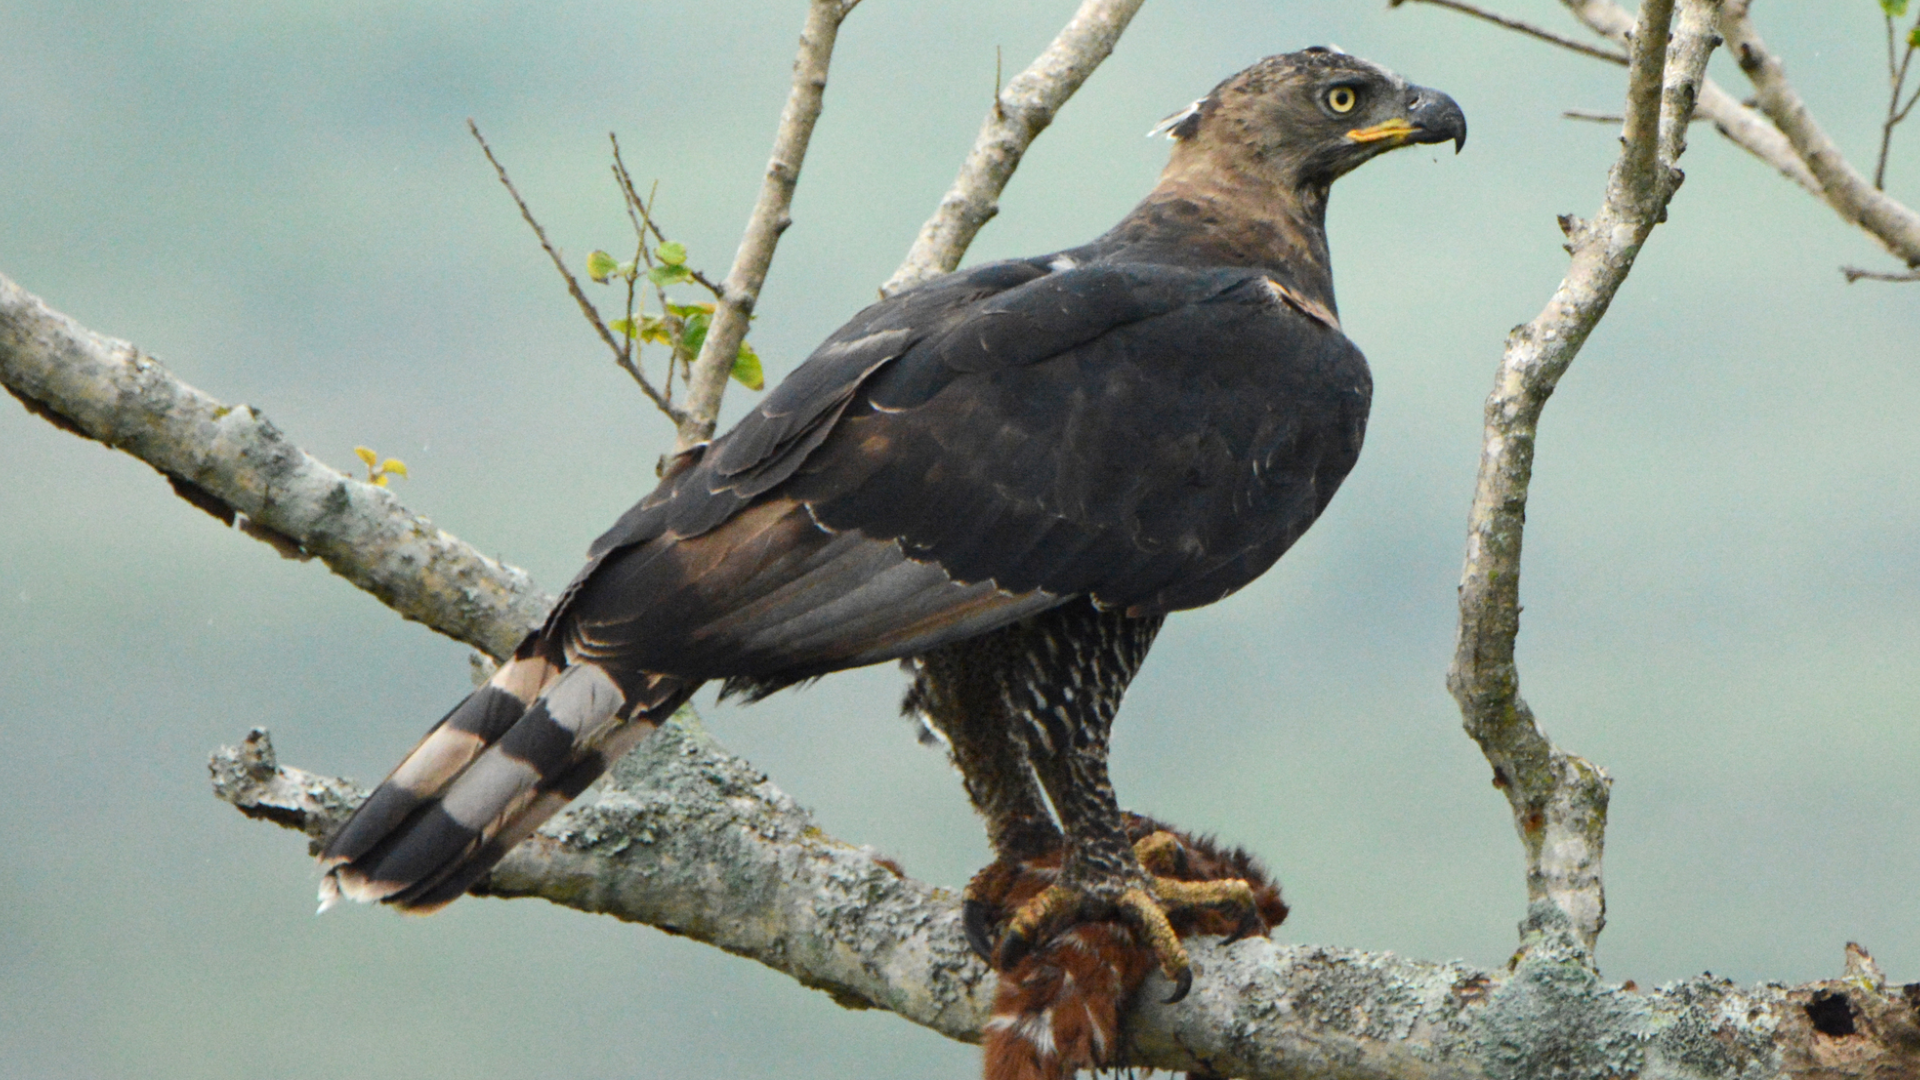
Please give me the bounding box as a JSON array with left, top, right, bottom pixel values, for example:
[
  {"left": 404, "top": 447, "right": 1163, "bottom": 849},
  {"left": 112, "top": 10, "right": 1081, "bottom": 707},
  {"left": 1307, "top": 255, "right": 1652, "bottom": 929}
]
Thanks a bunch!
[{"left": 318, "top": 652, "right": 692, "bottom": 913}]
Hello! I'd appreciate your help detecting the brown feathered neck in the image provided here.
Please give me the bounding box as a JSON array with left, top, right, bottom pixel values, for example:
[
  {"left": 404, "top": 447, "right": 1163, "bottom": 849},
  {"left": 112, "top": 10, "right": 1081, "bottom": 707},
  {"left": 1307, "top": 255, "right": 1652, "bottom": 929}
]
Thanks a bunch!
[{"left": 1095, "top": 135, "right": 1335, "bottom": 315}]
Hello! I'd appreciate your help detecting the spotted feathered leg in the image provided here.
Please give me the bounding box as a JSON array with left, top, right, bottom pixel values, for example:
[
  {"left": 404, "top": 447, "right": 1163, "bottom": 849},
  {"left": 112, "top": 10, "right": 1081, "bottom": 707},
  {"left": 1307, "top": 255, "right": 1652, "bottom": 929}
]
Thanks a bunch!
[
  {"left": 987, "top": 600, "right": 1197, "bottom": 990},
  {"left": 905, "top": 640, "right": 1065, "bottom": 959},
  {"left": 910, "top": 599, "right": 1287, "bottom": 1080}
]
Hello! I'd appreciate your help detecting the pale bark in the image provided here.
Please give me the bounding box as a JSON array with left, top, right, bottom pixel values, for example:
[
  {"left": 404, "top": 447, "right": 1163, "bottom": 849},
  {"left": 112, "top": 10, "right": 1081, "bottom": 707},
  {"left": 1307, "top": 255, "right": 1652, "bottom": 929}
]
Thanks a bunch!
[
  {"left": 879, "top": 0, "right": 1147, "bottom": 296},
  {"left": 0, "top": 272, "right": 551, "bottom": 661},
  {"left": 676, "top": 0, "right": 863, "bottom": 451},
  {"left": 1718, "top": 0, "right": 1920, "bottom": 267},
  {"left": 1398, "top": 0, "right": 1909, "bottom": 245},
  {"left": 1450, "top": 0, "right": 1719, "bottom": 958}
]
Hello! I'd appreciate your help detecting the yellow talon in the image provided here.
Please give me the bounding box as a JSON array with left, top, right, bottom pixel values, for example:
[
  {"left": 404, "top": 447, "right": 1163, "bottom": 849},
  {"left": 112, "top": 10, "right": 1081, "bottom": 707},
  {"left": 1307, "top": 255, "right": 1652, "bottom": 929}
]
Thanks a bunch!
[{"left": 1116, "top": 885, "right": 1194, "bottom": 1001}]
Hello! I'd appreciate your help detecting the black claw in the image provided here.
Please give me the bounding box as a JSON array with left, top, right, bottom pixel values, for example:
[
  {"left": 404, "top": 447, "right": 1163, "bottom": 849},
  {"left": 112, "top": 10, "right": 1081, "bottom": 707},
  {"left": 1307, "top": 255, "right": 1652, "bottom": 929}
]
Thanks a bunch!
[
  {"left": 1223, "top": 907, "right": 1265, "bottom": 945},
  {"left": 961, "top": 899, "right": 999, "bottom": 961},
  {"left": 996, "top": 928, "right": 1036, "bottom": 972},
  {"left": 1163, "top": 964, "right": 1194, "bottom": 1004}
]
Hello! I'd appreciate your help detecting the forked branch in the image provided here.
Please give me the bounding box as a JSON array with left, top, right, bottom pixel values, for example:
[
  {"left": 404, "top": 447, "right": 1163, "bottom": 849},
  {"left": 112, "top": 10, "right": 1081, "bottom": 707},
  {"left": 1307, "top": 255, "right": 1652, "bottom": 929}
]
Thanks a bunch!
[
  {"left": 1449, "top": 0, "right": 1720, "bottom": 958},
  {"left": 1397, "top": 0, "right": 1920, "bottom": 272}
]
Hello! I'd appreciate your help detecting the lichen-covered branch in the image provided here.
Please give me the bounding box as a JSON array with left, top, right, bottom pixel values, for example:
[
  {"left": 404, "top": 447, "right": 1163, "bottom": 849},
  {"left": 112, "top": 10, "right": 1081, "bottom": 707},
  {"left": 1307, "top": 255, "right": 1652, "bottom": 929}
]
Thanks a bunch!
[
  {"left": 212, "top": 724, "right": 1920, "bottom": 1079},
  {"left": 0, "top": 272, "right": 552, "bottom": 661},
  {"left": 1450, "top": 0, "right": 1720, "bottom": 958},
  {"left": 879, "top": 0, "right": 1147, "bottom": 296},
  {"left": 676, "top": 0, "right": 861, "bottom": 451}
]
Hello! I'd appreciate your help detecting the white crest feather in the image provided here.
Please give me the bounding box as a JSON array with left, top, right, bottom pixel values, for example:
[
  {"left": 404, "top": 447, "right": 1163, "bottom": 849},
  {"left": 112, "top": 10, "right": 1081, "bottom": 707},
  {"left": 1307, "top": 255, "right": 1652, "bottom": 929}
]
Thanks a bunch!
[{"left": 1147, "top": 97, "right": 1205, "bottom": 140}]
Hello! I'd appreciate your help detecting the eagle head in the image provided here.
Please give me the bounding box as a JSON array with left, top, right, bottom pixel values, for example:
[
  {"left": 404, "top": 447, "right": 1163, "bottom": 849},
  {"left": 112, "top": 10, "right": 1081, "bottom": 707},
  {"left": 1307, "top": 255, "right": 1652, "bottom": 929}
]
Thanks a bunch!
[{"left": 1158, "top": 48, "right": 1467, "bottom": 188}]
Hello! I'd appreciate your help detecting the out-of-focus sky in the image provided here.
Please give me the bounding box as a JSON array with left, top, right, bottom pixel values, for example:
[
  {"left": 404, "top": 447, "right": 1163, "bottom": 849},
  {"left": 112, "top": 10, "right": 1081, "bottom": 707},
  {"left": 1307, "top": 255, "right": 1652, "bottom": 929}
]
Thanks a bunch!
[{"left": 2, "top": 2, "right": 1915, "bottom": 1078}]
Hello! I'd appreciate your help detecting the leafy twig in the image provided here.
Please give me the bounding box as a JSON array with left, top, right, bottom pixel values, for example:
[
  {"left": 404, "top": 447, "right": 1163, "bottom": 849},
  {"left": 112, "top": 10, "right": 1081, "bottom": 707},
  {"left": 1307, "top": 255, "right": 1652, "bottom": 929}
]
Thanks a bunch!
[
  {"left": 1873, "top": 2, "right": 1920, "bottom": 190},
  {"left": 609, "top": 136, "right": 727, "bottom": 299},
  {"left": 468, "top": 119, "right": 681, "bottom": 420}
]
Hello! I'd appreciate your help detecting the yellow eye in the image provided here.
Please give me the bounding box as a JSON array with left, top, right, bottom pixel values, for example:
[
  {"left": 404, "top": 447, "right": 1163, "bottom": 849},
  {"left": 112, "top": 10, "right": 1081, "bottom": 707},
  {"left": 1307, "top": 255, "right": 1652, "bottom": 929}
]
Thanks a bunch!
[{"left": 1326, "top": 86, "right": 1357, "bottom": 114}]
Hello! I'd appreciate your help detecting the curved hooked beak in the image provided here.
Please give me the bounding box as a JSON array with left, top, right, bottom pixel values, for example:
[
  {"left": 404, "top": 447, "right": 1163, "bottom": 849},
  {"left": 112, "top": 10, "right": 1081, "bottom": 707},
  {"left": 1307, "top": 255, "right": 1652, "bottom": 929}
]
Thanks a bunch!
[{"left": 1346, "top": 85, "right": 1468, "bottom": 153}]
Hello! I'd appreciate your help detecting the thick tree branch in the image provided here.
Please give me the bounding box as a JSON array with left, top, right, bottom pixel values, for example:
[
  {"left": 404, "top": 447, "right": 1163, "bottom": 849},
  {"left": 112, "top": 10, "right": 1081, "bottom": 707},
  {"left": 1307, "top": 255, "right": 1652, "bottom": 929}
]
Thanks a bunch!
[
  {"left": 212, "top": 723, "right": 1920, "bottom": 1079},
  {"left": 1451, "top": 0, "right": 1718, "bottom": 959},
  {"left": 676, "top": 0, "right": 861, "bottom": 451},
  {"left": 0, "top": 272, "right": 551, "bottom": 661},
  {"left": 880, "top": 0, "right": 1147, "bottom": 296}
]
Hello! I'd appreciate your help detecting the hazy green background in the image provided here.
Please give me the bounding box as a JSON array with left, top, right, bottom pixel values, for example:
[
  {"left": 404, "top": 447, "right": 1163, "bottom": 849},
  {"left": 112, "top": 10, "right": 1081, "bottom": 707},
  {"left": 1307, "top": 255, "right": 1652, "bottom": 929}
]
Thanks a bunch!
[{"left": 2, "top": 2, "right": 1915, "bottom": 1077}]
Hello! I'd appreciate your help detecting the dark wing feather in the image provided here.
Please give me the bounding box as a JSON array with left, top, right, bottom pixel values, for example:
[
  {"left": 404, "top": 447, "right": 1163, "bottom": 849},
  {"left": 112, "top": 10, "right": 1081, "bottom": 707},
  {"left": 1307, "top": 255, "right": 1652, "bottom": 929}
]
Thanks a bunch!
[
  {"left": 788, "top": 263, "right": 1372, "bottom": 615},
  {"left": 536, "top": 255, "right": 1366, "bottom": 691}
]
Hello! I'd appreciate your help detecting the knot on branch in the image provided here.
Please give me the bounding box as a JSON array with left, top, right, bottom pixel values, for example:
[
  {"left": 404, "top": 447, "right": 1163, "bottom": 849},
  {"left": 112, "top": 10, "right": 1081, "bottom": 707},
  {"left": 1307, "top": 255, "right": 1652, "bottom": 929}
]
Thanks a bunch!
[
  {"left": 1481, "top": 909, "right": 1644, "bottom": 1078},
  {"left": 209, "top": 728, "right": 365, "bottom": 853}
]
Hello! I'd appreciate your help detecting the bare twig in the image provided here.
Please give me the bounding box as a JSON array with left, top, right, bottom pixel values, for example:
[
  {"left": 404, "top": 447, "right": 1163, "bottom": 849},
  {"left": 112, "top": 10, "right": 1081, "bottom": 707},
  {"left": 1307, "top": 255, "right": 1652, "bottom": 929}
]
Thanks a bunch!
[
  {"left": 1695, "top": 80, "right": 1825, "bottom": 196},
  {"left": 1554, "top": 0, "right": 1920, "bottom": 265},
  {"left": 1565, "top": 0, "right": 1826, "bottom": 196},
  {"left": 608, "top": 137, "right": 727, "bottom": 301},
  {"left": 1873, "top": 10, "right": 1920, "bottom": 190},
  {"left": 1389, "top": 0, "right": 1629, "bottom": 65},
  {"left": 0, "top": 273, "right": 552, "bottom": 660},
  {"left": 470, "top": 121, "right": 682, "bottom": 420},
  {"left": 1450, "top": 0, "right": 1721, "bottom": 959},
  {"left": 1565, "top": 108, "right": 1703, "bottom": 124},
  {"left": 881, "top": 0, "right": 1148, "bottom": 296},
  {"left": 675, "top": 0, "right": 861, "bottom": 451},
  {"left": 1842, "top": 265, "right": 1920, "bottom": 282}
]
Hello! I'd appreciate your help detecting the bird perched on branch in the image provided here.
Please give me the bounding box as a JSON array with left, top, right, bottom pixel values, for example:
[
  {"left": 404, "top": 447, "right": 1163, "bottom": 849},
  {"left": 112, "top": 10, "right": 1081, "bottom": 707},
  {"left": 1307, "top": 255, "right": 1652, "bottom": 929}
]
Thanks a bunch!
[{"left": 318, "top": 47, "right": 1463, "bottom": 1080}]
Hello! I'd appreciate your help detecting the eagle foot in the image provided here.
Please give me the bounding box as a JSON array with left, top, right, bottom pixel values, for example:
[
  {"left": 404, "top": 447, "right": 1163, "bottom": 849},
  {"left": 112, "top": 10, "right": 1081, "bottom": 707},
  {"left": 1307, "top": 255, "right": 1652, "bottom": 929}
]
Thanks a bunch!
[
  {"left": 967, "top": 822, "right": 1287, "bottom": 1006},
  {"left": 991, "top": 882, "right": 1191, "bottom": 1003}
]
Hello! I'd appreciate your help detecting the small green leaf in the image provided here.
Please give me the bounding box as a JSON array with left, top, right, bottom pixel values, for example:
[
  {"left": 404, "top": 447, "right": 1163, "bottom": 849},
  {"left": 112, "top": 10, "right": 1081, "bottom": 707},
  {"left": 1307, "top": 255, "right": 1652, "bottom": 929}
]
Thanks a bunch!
[
  {"left": 354, "top": 445, "right": 378, "bottom": 467},
  {"left": 608, "top": 317, "right": 637, "bottom": 338},
  {"left": 646, "top": 263, "right": 693, "bottom": 287},
  {"left": 665, "top": 301, "right": 715, "bottom": 319},
  {"left": 731, "top": 341, "right": 765, "bottom": 390},
  {"left": 1910, "top": 21, "right": 1920, "bottom": 46},
  {"left": 616, "top": 259, "right": 637, "bottom": 278},
  {"left": 586, "top": 249, "right": 619, "bottom": 283},
  {"left": 680, "top": 311, "right": 711, "bottom": 355},
  {"left": 639, "top": 315, "right": 670, "bottom": 344},
  {"left": 656, "top": 240, "right": 687, "bottom": 265},
  {"left": 1882, "top": 0, "right": 1910, "bottom": 18},
  {"left": 381, "top": 458, "right": 408, "bottom": 477}
]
